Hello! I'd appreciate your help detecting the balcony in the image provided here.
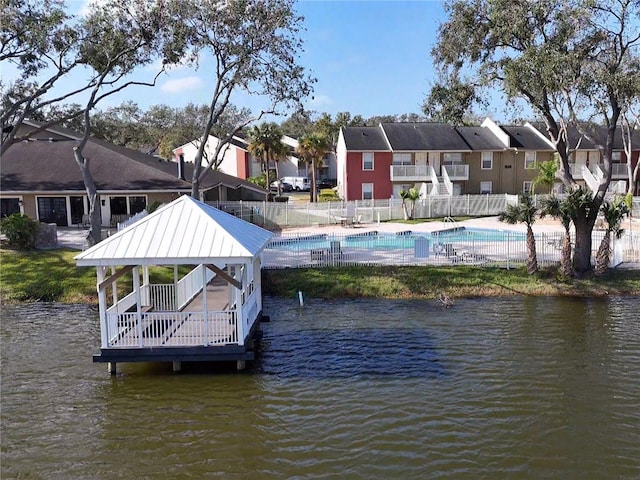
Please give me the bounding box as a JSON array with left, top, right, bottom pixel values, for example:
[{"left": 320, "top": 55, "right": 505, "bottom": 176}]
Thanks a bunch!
[
  {"left": 390, "top": 164, "right": 433, "bottom": 181},
  {"left": 611, "top": 163, "right": 628, "bottom": 179},
  {"left": 443, "top": 164, "right": 469, "bottom": 180}
]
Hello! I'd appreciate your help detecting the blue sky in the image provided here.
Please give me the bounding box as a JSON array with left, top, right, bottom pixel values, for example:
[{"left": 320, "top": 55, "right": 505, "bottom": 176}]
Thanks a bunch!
[
  {"left": 144, "top": 0, "right": 450, "bottom": 120},
  {"left": 4, "top": 0, "right": 474, "bottom": 120}
]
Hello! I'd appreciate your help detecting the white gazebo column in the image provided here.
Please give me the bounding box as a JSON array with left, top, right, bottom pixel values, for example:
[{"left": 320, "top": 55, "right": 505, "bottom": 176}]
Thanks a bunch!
[
  {"left": 253, "top": 257, "right": 262, "bottom": 314},
  {"left": 133, "top": 266, "right": 143, "bottom": 347},
  {"left": 97, "top": 266, "right": 116, "bottom": 375},
  {"left": 236, "top": 265, "right": 245, "bottom": 346},
  {"left": 96, "top": 266, "right": 108, "bottom": 349},
  {"left": 142, "top": 266, "right": 150, "bottom": 305},
  {"left": 202, "top": 263, "right": 209, "bottom": 345},
  {"left": 110, "top": 266, "right": 118, "bottom": 307}
]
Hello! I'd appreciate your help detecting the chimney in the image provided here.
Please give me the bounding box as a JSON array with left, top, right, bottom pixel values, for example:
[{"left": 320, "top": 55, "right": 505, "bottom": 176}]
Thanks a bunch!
[{"left": 177, "top": 154, "right": 185, "bottom": 180}]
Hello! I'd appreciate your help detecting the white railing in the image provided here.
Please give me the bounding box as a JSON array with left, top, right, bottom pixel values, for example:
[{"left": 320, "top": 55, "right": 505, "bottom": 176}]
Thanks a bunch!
[
  {"left": 611, "top": 163, "right": 628, "bottom": 178},
  {"left": 117, "top": 210, "right": 148, "bottom": 231},
  {"left": 582, "top": 164, "right": 600, "bottom": 192},
  {"left": 591, "top": 163, "right": 604, "bottom": 182},
  {"left": 176, "top": 265, "right": 214, "bottom": 309},
  {"left": 106, "top": 310, "right": 237, "bottom": 348},
  {"left": 443, "top": 164, "right": 469, "bottom": 180},
  {"left": 390, "top": 164, "right": 432, "bottom": 181},
  {"left": 568, "top": 163, "right": 584, "bottom": 179},
  {"left": 429, "top": 166, "right": 439, "bottom": 195},
  {"left": 149, "top": 284, "right": 176, "bottom": 311},
  {"left": 207, "top": 195, "right": 640, "bottom": 228},
  {"left": 441, "top": 167, "right": 453, "bottom": 195}
]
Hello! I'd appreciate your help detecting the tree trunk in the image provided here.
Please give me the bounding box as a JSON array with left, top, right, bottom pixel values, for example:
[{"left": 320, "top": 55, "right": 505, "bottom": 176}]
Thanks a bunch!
[
  {"left": 594, "top": 231, "right": 611, "bottom": 276},
  {"left": 573, "top": 216, "right": 595, "bottom": 275},
  {"left": 310, "top": 162, "right": 317, "bottom": 203},
  {"left": 275, "top": 161, "right": 281, "bottom": 197},
  {"left": 73, "top": 149, "right": 101, "bottom": 245},
  {"left": 191, "top": 173, "right": 200, "bottom": 199},
  {"left": 561, "top": 230, "right": 573, "bottom": 278},
  {"left": 525, "top": 225, "right": 538, "bottom": 274}
]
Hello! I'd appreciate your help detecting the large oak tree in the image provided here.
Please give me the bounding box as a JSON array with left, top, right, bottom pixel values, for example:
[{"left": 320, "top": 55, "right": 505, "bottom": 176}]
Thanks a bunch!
[
  {"left": 170, "top": 0, "right": 315, "bottom": 198},
  {"left": 426, "top": 0, "right": 640, "bottom": 274}
]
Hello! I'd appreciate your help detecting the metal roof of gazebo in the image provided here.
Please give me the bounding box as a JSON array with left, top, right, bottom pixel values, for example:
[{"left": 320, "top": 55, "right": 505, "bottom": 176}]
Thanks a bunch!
[{"left": 75, "top": 195, "right": 273, "bottom": 266}]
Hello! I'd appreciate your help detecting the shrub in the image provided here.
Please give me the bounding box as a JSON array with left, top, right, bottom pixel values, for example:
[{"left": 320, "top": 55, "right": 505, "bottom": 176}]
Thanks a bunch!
[
  {"left": 319, "top": 189, "right": 340, "bottom": 202},
  {"left": 146, "top": 200, "right": 163, "bottom": 214},
  {"left": 0, "top": 213, "right": 38, "bottom": 249},
  {"left": 273, "top": 196, "right": 289, "bottom": 203}
]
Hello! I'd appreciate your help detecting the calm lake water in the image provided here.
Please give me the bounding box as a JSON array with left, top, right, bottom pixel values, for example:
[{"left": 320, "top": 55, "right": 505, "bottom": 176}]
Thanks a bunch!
[{"left": 2, "top": 296, "right": 640, "bottom": 479}]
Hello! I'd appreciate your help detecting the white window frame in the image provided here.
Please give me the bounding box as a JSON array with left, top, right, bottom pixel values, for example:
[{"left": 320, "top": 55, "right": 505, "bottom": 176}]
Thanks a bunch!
[
  {"left": 523, "top": 181, "right": 533, "bottom": 194},
  {"left": 524, "top": 151, "right": 537, "bottom": 170},
  {"left": 480, "top": 181, "right": 492, "bottom": 194},
  {"left": 612, "top": 151, "right": 622, "bottom": 162},
  {"left": 481, "top": 152, "right": 493, "bottom": 170},
  {"left": 442, "top": 152, "right": 463, "bottom": 165},
  {"left": 362, "top": 152, "right": 374, "bottom": 171},
  {"left": 362, "top": 183, "right": 374, "bottom": 200},
  {"left": 392, "top": 153, "right": 412, "bottom": 165}
]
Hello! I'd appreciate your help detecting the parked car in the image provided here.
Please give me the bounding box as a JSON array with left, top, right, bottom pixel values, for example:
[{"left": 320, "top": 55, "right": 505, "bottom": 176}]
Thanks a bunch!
[
  {"left": 270, "top": 180, "right": 293, "bottom": 192},
  {"left": 316, "top": 180, "right": 335, "bottom": 191},
  {"left": 279, "top": 176, "right": 311, "bottom": 191}
]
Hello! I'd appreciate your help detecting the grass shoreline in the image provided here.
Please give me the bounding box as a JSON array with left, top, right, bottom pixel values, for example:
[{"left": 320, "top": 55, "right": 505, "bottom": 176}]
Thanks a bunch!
[{"left": 2, "top": 248, "right": 640, "bottom": 304}]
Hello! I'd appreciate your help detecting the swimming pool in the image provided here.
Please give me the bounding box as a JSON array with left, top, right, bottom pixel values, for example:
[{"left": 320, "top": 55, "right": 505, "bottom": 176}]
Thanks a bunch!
[{"left": 267, "top": 228, "right": 526, "bottom": 251}]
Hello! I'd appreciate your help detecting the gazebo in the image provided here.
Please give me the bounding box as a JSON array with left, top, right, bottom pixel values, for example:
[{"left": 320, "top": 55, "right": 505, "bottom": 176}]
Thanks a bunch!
[{"left": 75, "top": 195, "right": 273, "bottom": 374}]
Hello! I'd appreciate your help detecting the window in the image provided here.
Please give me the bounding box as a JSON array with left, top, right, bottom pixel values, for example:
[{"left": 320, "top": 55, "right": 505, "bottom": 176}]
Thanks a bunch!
[
  {"left": 1, "top": 198, "right": 21, "bottom": 218},
  {"left": 110, "top": 196, "right": 128, "bottom": 215},
  {"left": 480, "top": 181, "right": 492, "bottom": 194},
  {"left": 442, "top": 152, "right": 463, "bottom": 165},
  {"left": 524, "top": 151, "right": 537, "bottom": 169},
  {"left": 392, "top": 153, "right": 412, "bottom": 165},
  {"left": 481, "top": 152, "right": 493, "bottom": 170},
  {"left": 129, "top": 196, "right": 147, "bottom": 214},
  {"left": 523, "top": 181, "right": 533, "bottom": 194},
  {"left": 362, "top": 152, "right": 374, "bottom": 171},
  {"left": 612, "top": 151, "right": 622, "bottom": 162},
  {"left": 362, "top": 183, "right": 373, "bottom": 200}
]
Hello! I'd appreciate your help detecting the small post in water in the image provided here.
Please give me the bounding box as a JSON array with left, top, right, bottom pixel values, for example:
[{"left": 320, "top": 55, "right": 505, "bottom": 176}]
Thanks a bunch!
[{"left": 298, "top": 290, "right": 304, "bottom": 307}]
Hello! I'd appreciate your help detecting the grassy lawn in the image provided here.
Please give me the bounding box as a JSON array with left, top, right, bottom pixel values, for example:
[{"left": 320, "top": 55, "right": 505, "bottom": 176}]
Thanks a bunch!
[
  {"left": 262, "top": 265, "right": 640, "bottom": 299},
  {"left": 2, "top": 247, "right": 640, "bottom": 304},
  {"left": 0, "top": 248, "right": 190, "bottom": 304}
]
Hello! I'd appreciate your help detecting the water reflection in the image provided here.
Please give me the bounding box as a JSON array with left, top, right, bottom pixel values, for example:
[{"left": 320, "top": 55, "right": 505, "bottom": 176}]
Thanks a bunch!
[{"left": 2, "top": 297, "right": 639, "bottom": 479}]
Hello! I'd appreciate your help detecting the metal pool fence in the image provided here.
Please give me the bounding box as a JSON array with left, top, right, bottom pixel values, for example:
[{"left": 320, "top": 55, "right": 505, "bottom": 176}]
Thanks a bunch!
[{"left": 261, "top": 229, "right": 631, "bottom": 270}]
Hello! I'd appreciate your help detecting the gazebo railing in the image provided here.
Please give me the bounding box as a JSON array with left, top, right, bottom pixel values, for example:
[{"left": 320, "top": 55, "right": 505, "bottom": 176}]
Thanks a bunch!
[{"left": 106, "top": 310, "right": 238, "bottom": 348}]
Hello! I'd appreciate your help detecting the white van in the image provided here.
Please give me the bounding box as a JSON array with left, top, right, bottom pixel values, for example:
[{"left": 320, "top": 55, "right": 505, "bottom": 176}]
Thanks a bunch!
[{"left": 280, "top": 176, "right": 310, "bottom": 191}]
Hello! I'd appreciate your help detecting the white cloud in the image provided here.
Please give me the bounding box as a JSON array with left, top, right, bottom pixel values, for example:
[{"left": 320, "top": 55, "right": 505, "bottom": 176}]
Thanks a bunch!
[{"left": 161, "top": 76, "right": 204, "bottom": 94}]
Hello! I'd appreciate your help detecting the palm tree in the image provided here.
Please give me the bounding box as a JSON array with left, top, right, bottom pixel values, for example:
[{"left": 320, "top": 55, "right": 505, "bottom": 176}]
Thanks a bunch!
[
  {"left": 270, "top": 139, "right": 288, "bottom": 196},
  {"left": 595, "top": 198, "right": 629, "bottom": 275},
  {"left": 247, "top": 122, "right": 283, "bottom": 191},
  {"left": 540, "top": 194, "right": 574, "bottom": 277},
  {"left": 296, "top": 132, "right": 330, "bottom": 202},
  {"left": 399, "top": 187, "right": 420, "bottom": 220},
  {"left": 532, "top": 159, "right": 558, "bottom": 194},
  {"left": 498, "top": 192, "right": 538, "bottom": 274}
]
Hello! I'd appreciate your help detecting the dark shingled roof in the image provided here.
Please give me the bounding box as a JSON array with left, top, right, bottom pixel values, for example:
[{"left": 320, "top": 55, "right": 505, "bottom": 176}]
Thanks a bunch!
[
  {"left": 500, "top": 126, "right": 554, "bottom": 151},
  {"left": 341, "top": 126, "right": 390, "bottom": 151},
  {"left": 381, "top": 123, "right": 471, "bottom": 151},
  {"left": 0, "top": 136, "right": 264, "bottom": 194},
  {"left": 529, "top": 123, "right": 638, "bottom": 151},
  {"left": 456, "top": 126, "right": 506, "bottom": 150}
]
